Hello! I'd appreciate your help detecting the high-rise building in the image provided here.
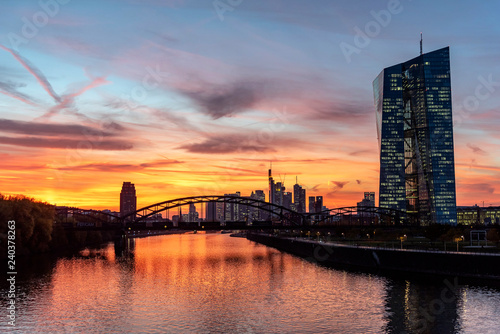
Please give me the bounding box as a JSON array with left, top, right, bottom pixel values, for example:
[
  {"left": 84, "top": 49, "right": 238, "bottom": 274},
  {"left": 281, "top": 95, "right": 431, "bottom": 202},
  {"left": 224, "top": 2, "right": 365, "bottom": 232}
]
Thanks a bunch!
[
  {"left": 357, "top": 192, "right": 375, "bottom": 208},
  {"left": 274, "top": 182, "right": 285, "bottom": 207},
  {"left": 293, "top": 178, "right": 306, "bottom": 213},
  {"left": 283, "top": 192, "right": 293, "bottom": 210},
  {"left": 314, "top": 196, "right": 323, "bottom": 214},
  {"left": 120, "top": 182, "right": 137, "bottom": 221},
  {"left": 357, "top": 192, "right": 376, "bottom": 218},
  {"left": 268, "top": 166, "right": 275, "bottom": 205},
  {"left": 224, "top": 192, "right": 240, "bottom": 221},
  {"left": 253, "top": 190, "right": 265, "bottom": 202},
  {"left": 251, "top": 190, "right": 266, "bottom": 220},
  {"left": 188, "top": 203, "right": 198, "bottom": 222},
  {"left": 373, "top": 46, "right": 457, "bottom": 225},
  {"left": 308, "top": 196, "right": 315, "bottom": 213},
  {"left": 206, "top": 201, "right": 217, "bottom": 222}
]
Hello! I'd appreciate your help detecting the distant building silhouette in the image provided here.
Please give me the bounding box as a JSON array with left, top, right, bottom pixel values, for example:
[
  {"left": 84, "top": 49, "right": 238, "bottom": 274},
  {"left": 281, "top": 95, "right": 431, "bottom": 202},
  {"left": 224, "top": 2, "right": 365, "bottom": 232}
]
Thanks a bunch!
[
  {"left": 251, "top": 190, "right": 266, "bottom": 220},
  {"left": 268, "top": 166, "right": 275, "bottom": 205},
  {"left": 293, "top": 178, "right": 306, "bottom": 213},
  {"left": 120, "top": 182, "right": 136, "bottom": 221},
  {"left": 188, "top": 203, "right": 198, "bottom": 222},
  {"left": 308, "top": 196, "right": 315, "bottom": 213},
  {"left": 314, "top": 196, "right": 323, "bottom": 214},
  {"left": 357, "top": 192, "right": 375, "bottom": 208},
  {"left": 206, "top": 201, "right": 217, "bottom": 222},
  {"left": 224, "top": 192, "right": 240, "bottom": 221},
  {"left": 283, "top": 191, "right": 293, "bottom": 210}
]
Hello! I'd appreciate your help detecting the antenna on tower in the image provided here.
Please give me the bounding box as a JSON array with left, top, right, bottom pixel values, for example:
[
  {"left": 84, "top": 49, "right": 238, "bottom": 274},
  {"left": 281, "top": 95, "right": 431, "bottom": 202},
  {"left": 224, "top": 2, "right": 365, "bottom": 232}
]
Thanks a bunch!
[{"left": 420, "top": 32, "right": 423, "bottom": 55}]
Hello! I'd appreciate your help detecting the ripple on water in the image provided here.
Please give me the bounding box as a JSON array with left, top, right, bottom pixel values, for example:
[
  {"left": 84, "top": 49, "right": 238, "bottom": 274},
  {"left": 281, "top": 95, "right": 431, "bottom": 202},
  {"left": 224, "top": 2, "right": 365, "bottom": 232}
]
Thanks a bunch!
[{"left": 1, "top": 234, "right": 499, "bottom": 333}]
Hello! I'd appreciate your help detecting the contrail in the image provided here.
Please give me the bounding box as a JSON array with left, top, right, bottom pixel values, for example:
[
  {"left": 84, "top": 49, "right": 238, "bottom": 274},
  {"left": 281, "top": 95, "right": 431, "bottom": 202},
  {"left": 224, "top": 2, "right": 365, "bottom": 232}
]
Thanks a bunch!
[
  {"left": 0, "top": 44, "right": 61, "bottom": 103},
  {"left": 39, "top": 76, "right": 110, "bottom": 119},
  {"left": 0, "top": 89, "right": 38, "bottom": 107},
  {"left": 0, "top": 81, "right": 39, "bottom": 106}
]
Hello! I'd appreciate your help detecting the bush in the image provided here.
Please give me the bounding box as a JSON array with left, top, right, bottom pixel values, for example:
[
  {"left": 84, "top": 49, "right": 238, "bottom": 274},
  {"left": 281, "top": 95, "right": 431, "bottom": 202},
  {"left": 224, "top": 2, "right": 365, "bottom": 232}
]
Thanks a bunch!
[{"left": 0, "top": 194, "right": 55, "bottom": 256}]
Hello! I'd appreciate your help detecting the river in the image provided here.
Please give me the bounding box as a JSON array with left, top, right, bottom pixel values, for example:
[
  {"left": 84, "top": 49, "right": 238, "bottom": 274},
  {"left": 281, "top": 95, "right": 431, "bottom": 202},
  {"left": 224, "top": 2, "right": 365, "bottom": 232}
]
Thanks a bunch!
[{"left": 2, "top": 233, "right": 500, "bottom": 333}]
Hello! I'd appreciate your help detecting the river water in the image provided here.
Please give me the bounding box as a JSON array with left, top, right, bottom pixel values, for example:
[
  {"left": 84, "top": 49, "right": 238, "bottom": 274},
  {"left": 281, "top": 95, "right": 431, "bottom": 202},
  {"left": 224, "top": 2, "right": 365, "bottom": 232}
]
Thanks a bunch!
[{"left": 2, "top": 233, "right": 500, "bottom": 333}]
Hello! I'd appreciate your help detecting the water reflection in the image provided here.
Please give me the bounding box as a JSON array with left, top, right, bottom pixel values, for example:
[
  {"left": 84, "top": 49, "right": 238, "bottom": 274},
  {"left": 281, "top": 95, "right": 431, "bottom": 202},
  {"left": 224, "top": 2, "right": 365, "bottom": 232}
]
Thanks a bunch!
[
  {"left": 1, "top": 233, "right": 499, "bottom": 333},
  {"left": 384, "top": 278, "right": 460, "bottom": 333}
]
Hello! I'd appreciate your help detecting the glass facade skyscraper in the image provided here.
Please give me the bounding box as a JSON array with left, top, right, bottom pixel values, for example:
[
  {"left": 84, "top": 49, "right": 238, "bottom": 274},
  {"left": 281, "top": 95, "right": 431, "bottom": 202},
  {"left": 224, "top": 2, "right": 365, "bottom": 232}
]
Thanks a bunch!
[{"left": 373, "top": 47, "right": 457, "bottom": 225}]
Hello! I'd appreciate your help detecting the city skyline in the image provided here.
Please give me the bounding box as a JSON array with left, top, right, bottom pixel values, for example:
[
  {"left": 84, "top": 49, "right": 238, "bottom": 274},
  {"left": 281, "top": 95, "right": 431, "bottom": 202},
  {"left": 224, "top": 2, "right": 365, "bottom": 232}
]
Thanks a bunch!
[{"left": 1, "top": 1, "right": 500, "bottom": 211}]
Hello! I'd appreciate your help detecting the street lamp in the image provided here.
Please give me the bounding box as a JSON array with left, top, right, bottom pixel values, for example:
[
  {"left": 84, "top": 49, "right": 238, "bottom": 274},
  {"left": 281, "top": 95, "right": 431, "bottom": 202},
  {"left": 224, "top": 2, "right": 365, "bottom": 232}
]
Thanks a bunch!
[
  {"left": 400, "top": 234, "right": 407, "bottom": 249},
  {"left": 455, "top": 235, "right": 464, "bottom": 251}
]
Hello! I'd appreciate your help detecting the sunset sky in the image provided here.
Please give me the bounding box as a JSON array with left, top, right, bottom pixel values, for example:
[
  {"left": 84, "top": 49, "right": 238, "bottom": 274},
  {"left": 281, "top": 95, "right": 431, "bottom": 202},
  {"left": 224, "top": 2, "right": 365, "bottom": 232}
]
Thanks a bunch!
[{"left": 1, "top": 0, "right": 500, "bottom": 211}]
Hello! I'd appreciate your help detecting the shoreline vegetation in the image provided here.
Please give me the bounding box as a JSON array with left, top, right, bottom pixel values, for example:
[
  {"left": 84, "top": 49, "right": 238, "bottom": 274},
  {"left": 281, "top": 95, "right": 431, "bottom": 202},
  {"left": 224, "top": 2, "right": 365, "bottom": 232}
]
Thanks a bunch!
[{"left": 0, "top": 195, "right": 115, "bottom": 258}]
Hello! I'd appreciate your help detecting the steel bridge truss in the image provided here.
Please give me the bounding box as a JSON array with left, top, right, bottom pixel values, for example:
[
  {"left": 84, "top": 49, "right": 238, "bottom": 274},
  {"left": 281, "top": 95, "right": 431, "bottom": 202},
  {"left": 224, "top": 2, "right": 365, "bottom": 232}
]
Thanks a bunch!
[
  {"left": 123, "top": 195, "right": 305, "bottom": 226},
  {"left": 55, "top": 207, "right": 121, "bottom": 225},
  {"left": 55, "top": 199, "right": 416, "bottom": 228}
]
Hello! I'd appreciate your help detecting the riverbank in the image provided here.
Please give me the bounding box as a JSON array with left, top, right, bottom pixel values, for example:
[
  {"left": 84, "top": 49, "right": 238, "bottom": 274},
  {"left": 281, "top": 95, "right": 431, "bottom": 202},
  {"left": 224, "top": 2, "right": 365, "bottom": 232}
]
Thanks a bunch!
[
  {"left": 247, "top": 233, "right": 500, "bottom": 282},
  {"left": 125, "top": 229, "right": 188, "bottom": 239}
]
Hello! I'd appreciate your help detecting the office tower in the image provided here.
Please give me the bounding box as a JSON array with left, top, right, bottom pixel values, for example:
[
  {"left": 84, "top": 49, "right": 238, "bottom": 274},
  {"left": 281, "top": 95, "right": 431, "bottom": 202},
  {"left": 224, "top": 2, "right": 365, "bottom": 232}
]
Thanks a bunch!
[
  {"left": 314, "top": 196, "right": 323, "bottom": 213},
  {"left": 268, "top": 166, "right": 275, "bottom": 205},
  {"left": 224, "top": 192, "right": 240, "bottom": 221},
  {"left": 357, "top": 192, "right": 376, "bottom": 218},
  {"left": 293, "top": 178, "right": 306, "bottom": 213},
  {"left": 120, "top": 182, "right": 136, "bottom": 221},
  {"left": 283, "top": 192, "right": 293, "bottom": 210},
  {"left": 188, "top": 203, "right": 198, "bottom": 222},
  {"left": 206, "top": 201, "right": 217, "bottom": 222},
  {"left": 373, "top": 46, "right": 457, "bottom": 225},
  {"left": 308, "top": 196, "right": 315, "bottom": 213},
  {"left": 357, "top": 192, "right": 375, "bottom": 208},
  {"left": 253, "top": 190, "right": 266, "bottom": 202},
  {"left": 299, "top": 188, "right": 306, "bottom": 212},
  {"left": 216, "top": 202, "right": 224, "bottom": 221},
  {"left": 251, "top": 190, "right": 266, "bottom": 220},
  {"left": 275, "top": 182, "right": 285, "bottom": 206}
]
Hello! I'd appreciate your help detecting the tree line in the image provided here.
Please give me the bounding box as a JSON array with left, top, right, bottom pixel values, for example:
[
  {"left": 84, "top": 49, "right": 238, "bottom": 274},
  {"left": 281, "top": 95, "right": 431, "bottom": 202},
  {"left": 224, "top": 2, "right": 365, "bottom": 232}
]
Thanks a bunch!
[{"left": 0, "top": 194, "right": 113, "bottom": 257}]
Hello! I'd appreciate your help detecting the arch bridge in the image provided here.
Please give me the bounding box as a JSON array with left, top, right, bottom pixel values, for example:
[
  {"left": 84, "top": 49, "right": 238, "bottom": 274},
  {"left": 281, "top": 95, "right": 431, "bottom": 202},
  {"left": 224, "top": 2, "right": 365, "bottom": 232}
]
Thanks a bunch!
[
  {"left": 55, "top": 207, "right": 121, "bottom": 228},
  {"left": 122, "top": 195, "right": 305, "bottom": 226},
  {"left": 55, "top": 197, "right": 418, "bottom": 229}
]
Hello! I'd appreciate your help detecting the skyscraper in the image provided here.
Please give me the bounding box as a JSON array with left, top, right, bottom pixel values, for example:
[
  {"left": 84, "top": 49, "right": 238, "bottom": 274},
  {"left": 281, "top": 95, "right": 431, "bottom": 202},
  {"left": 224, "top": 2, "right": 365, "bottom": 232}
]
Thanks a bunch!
[
  {"left": 268, "top": 166, "right": 275, "bottom": 205},
  {"left": 309, "top": 196, "right": 315, "bottom": 213},
  {"left": 224, "top": 192, "right": 240, "bottom": 221},
  {"left": 293, "top": 178, "right": 306, "bottom": 213},
  {"left": 283, "top": 191, "right": 293, "bottom": 210},
  {"left": 251, "top": 190, "right": 266, "bottom": 220},
  {"left": 188, "top": 203, "right": 198, "bottom": 222},
  {"left": 314, "top": 196, "right": 323, "bottom": 214},
  {"left": 373, "top": 46, "right": 457, "bottom": 225},
  {"left": 120, "top": 182, "right": 137, "bottom": 221},
  {"left": 206, "top": 201, "right": 217, "bottom": 222}
]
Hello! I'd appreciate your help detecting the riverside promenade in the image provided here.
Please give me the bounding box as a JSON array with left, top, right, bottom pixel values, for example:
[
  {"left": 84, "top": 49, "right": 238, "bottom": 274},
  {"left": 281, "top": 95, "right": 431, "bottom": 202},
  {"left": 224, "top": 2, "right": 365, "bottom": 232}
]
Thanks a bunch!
[{"left": 247, "top": 233, "right": 500, "bottom": 281}]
